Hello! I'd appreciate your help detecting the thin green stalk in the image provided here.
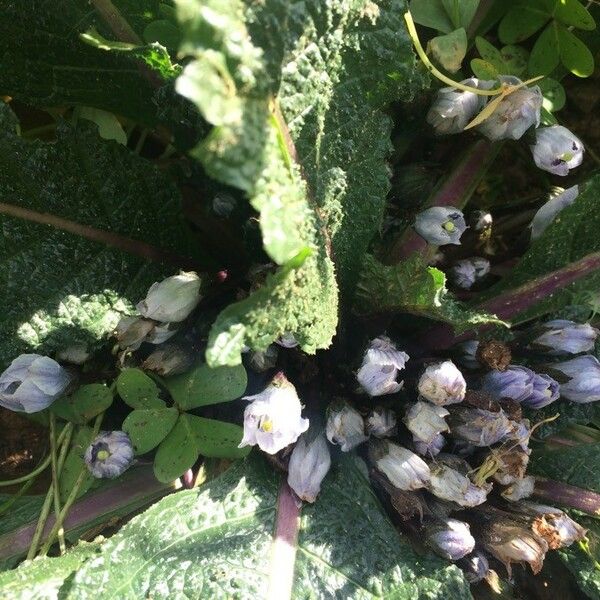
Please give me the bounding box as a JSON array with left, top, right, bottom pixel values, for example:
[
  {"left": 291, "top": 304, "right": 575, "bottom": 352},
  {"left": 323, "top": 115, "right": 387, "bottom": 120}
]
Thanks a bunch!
[
  {"left": 0, "top": 478, "right": 35, "bottom": 517},
  {"left": 49, "top": 414, "right": 66, "bottom": 554},
  {"left": 38, "top": 413, "right": 104, "bottom": 556}
]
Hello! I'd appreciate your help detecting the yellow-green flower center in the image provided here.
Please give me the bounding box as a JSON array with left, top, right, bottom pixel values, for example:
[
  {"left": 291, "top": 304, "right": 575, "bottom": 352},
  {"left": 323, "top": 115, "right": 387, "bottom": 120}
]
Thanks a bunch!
[
  {"left": 97, "top": 449, "right": 110, "bottom": 461},
  {"left": 260, "top": 417, "right": 273, "bottom": 433},
  {"left": 442, "top": 221, "right": 456, "bottom": 232}
]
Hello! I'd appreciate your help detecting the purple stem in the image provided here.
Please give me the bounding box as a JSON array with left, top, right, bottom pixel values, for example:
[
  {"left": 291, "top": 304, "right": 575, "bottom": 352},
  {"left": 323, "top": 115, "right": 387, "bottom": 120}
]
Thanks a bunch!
[
  {"left": 0, "top": 466, "right": 173, "bottom": 562},
  {"left": 533, "top": 477, "right": 600, "bottom": 516},
  {"left": 419, "top": 250, "right": 600, "bottom": 351},
  {"left": 387, "top": 139, "right": 499, "bottom": 264},
  {"left": 267, "top": 481, "right": 301, "bottom": 600}
]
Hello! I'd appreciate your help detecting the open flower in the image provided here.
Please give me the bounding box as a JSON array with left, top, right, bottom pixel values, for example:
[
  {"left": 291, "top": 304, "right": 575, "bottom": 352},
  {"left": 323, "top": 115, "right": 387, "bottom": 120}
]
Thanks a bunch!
[
  {"left": 429, "top": 463, "right": 488, "bottom": 507},
  {"left": 239, "top": 372, "right": 309, "bottom": 454},
  {"left": 137, "top": 271, "right": 201, "bottom": 323},
  {"left": 287, "top": 432, "right": 331, "bottom": 503},
  {"left": 418, "top": 360, "right": 466, "bottom": 405},
  {"left": 530, "top": 319, "right": 598, "bottom": 356},
  {"left": 531, "top": 185, "right": 578, "bottom": 240},
  {"left": 531, "top": 125, "right": 584, "bottom": 176},
  {"left": 478, "top": 76, "right": 542, "bottom": 141},
  {"left": 425, "top": 518, "right": 476, "bottom": 561},
  {"left": 415, "top": 207, "right": 467, "bottom": 245},
  {"left": 404, "top": 401, "right": 449, "bottom": 444},
  {"left": 85, "top": 431, "right": 134, "bottom": 479},
  {"left": 0, "top": 354, "right": 72, "bottom": 413},
  {"left": 448, "top": 406, "right": 514, "bottom": 447},
  {"left": 552, "top": 355, "right": 600, "bottom": 403},
  {"left": 370, "top": 440, "right": 431, "bottom": 491},
  {"left": 356, "top": 336, "right": 409, "bottom": 396},
  {"left": 326, "top": 402, "right": 368, "bottom": 452}
]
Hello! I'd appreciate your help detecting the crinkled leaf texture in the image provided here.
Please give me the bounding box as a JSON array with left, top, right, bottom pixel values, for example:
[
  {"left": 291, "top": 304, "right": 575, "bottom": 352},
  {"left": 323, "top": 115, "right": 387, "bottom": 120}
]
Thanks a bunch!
[
  {"left": 481, "top": 173, "right": 600, "bottom": 323},
  {"left": 0, "top": 457, "right": 471, "bottom": 598},
  {"left": 355, "top": 254, "right": 505, "bottom": 332},
  {"left": 176, "top": 0, "right": 426, "bottom": 366},
  {"left": 0, "top": 105, "right": 196, "bottom": 368}
]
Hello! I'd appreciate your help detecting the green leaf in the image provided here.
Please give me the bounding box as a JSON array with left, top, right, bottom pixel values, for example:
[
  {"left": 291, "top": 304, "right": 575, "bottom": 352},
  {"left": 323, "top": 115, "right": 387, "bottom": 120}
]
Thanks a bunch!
[
  {"left": 59, "top": 426, "right": 96, "bottom": 503},
  {"left": 498, "top": 5, "right": 550, "bottom": 44},
  {"left": 529, "top": 442, "right": 600, "bottom": 493},
  {"left": 116, "top": 369, "right": 166, "bottom": 410},
  {"left": 187, "top": 415, "right": 249, "bottom": 459},
  {"left": 480, "top": 174, "right": 600, "bottom": 323},
  {"left": 472, "top": 39, "right": 529, "bottom": 78},
  {"left": 538, "top": 77, "right": 566, "bottom": 112},
  {"left": 355, "top": 254, "right": 506, "bottom": 332},
  {"left": 529, "top": 22, "right": 561, "bottom": 76},
  {"left": 440, "top": 0, "right": 480, "bottom": 30},
  {"left": 410, "top": 0, "right": 455, "bottom": 33},
  {"left": 556, "top": 24, "right": 595, "bottom": 77},
  {"left": 0, "top": 542, "right": 102, "bottom": 598},
  {"left": 470, "top": 58, "right": 500, "bottom": 80},
  {"left": 122, "top": 407, "right": 179, "bottom": 455},
  {"left": 428, "top": 28, "right": 467, "bottom": 73},
  {"left": 527, "top": 401, "right": 599, "bottom": 439},
  {"left": 0, "top": 105, "right": 197, "bottom": 369},
  {"left": 475, "top": 36, "right": 504, "bottom": 66},
  {"left": 500, "top": 45, "right": 529, "bottom": 76},
  {"left": 165, "top": 361, "right": 247, "bottom": 409},
  {"left": 554, "top": 0, "right": 596, "bottom": 30},
  {"left": 152, "top": 415, "right": 198, "bottom": 482},
  {"left": 52, "top": 384, "right": 114, "bottom": 425},
  {"left": 142, "top": 20, "right": 182, "bottom": 49},
  {"left": 63, "top": 456, "right": 470, "bottom": 598},
  {"left": 78, "top": 107, "right": 127, "bottom": 145}
]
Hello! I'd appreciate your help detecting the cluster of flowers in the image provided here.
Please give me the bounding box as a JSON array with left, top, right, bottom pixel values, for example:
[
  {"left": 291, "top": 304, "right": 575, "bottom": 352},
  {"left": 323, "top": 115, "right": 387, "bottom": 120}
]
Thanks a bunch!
[{"left": 240, "top": 323, "right": 599, "bottom": 579}]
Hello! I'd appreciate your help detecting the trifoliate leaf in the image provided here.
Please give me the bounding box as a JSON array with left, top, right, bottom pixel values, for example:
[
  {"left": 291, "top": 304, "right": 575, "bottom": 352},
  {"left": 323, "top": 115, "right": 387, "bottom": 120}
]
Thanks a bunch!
[
  {"left": 122, "top": 407, "right": 179, "bottom": 455},
  {"left": 116, "top": 369, "right": 165, "bottom": 410},
  {"left": 52, "top": 384, "right": 114, "bottom": 425}
]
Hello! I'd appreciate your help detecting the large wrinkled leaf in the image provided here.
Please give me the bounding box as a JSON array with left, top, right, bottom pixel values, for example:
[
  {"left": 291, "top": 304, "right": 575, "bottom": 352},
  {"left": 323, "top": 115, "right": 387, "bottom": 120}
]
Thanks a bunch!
[
  {"left": 23, "top": 456, "right": 469, "bottom": 598},
  {"left": 355, "top": 254, "right": 505, "bottom": 332},
  {"left": 0, "top": 105, "right": 196, "bottom": 368},
  {"left": 0, "top": 1, "right": 177, "bottom": 127},
  {"left": 480, "top": 174, "right": 600, "bottom": 324},
  {"left": 177, "top": 0, "right": 426, "bottom": 365}
]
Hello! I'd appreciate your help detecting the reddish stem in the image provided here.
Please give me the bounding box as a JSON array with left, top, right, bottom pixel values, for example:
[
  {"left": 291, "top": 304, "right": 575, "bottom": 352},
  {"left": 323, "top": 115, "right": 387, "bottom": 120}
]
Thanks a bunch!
[{"left": 533, "top": 478, "right": 600, "bottom": 516}]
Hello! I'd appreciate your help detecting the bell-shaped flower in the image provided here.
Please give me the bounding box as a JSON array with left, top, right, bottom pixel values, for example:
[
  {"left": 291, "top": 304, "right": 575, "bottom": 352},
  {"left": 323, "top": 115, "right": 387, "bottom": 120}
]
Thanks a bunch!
[
  {"left": 429, "top": 463, "right": 489, "bottom": 507},
  {"left": 426, "top": 78, "right": 491, "bottom": 135},
  {"left": 0, "top": 354, "right": 72, "bottom": 413},
  {"left": 142, "top": 343, "right": 194, "bottom": 376},
  {"left": 369, "top": 440, "right": 431, "bottom": 491},
  {"left": 415, "top": 207, "right": 467, "bottom": 246},
  {"left": 414, "top": 432, "right": 445, "bottom": 457},
  {"left": 552, "top": 355, "right": 600, "bottom": 403},
  {"left": 85, "top": 431, "right": 134, "bottom": 479},
  {"left": 450, "top": 257, "right": 490, "bottom": 290},
  {"left": 531, "top": 185, "right": 578, "bottom": 240},
  {"left": 239, "top": 372, "right": 309, "bottom": 454},
  {"left": 287, "top": 431, "right": 331, "bottom": 503},
  {"left": 137, "top": 271, "right": 201, "bottom": 323},
  {"left": 356, "top": 336, "right": 409, "bottom": 397},
  {"left": 326, "top": 402, "right": 367, "bottom": 452},
  {"left": 404, "top": 401, "right": 449, "bottom": 444},
  {"left": 425, "top": 518, "right": 476, "bottom": 561},
  {"left": 115, "top": 316, "right": 177, "bottom": 350},
  {"left": 448, "top": 406, "right": 514, "bottom": 447},
  {"left": 523, "top": 503, "right": 587, "bottom": 549},
  {"left": 478, "top": 76, "right": 542, "bottom": 141},
  {"left": 530, "top": 319, "right": 598, "bottom": 356},
  {"left": 531, "top": 125, "right": 584, "bottom": 176},
  {"left": 418, "top": 360, "right": 466, "bottom": 405},
  {"left": 365, "top": 407, "right": 397, "bottom": 438}
]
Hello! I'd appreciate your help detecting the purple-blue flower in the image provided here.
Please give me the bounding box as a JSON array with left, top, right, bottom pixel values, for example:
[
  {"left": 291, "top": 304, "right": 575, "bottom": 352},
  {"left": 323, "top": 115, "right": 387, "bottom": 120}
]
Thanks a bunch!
[
  {"left": 85, "top": 431, "right": 134, "bottom": 479},
  {"left": 415, "top": 207, "right": 467, "bottom": 246},
  {"left": 531, "top": 125, "right": 584, "bottom": 176},
  {"left": 425, "top": 518, "right": 476, "bottom": 561},
  {"left": 450, "top": 257, "right": 490, "bottom": 290},
  {"left": 531, "top": 319, "right": 598, "bottom": 356},
  {"left": 552, "top": 355, "right": 600, "bottom": 403},
  {"left": 413, "top": 433, "right": 445, "bottom": 457}
]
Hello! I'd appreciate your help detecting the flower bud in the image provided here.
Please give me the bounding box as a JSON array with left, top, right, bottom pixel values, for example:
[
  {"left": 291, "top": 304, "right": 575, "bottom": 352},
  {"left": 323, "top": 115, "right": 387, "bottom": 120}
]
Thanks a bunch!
[
  {"left": 415, "top": 207, "right": 467, "bottom": 246},
  {"left": 404, "top": 401, "right": 449, "bottom": 444},
  {"left": 369, "top": 440, "right": 431, "bottom": 491},
  {"left": 85, "top": 431, "right": 134, "bottom": 478},
  {"left": 248, "top": 345, "right": 279, "bottom": 372},
  {"left": 366, "top": 407, "right": 397, "bottom": 438},
  {"left": 356, "top": 336, "right": 409, "bottom": 397},
  {"left": 413, "top": 433, "right": 445, "bottom": 457},
  {"left": 426, "top": 78, "right": 491, "bottom": 135},
  {"left": 455, "top": 340, "right": 480, "bottom": 369},
  {"left": 531, "top": 125, "right": 584, "bottom": 176},
  {"left": 448, "top": 406, "right": 514, "bottom": 447},
  {"left": 326, "top": 402, "right": 367, "bottom": 452},
  {"left": 0, "top": 354, "right": 72, "bottom": 413},
  {"left": 552, "top": 355, "right": 600, "bottom": 403},
  {"left": 429, "top": 463, "right": 488, "bottom": 507},
  {"left": 458, "top": 551, "right": 490, "bottom": 583},
  {"left": 115, "top": 316, "right": 156, "bottom": 350},
  {"left": 502, "top": 475, "right": 535, "bottom": 502},
  {"left": 136, "top": 271, "right": 201, "bottom": 323},
  {"left": 522, "top": 503, "right": 587, "bottom": 549},
  {"left": 418, "top": 360, "right": 466, "bottom": 406},
  {"left": 531, "top": 185, "right": 578, "bottom": 240},
  {"left": 287, "top": 432, "right": 331, "bottom": 503},
  {"left": 239, "top": 372, "right": 309, "bottom": 454},
  {"left": 450, "top": 257, "right": 490, "bottom": 290},
  {"left": 481, "top": 365, "right": 559, "bottom": 409},
  {"left": 478, "top": 76, "right": 542, "bottom": 141},
  {"left": 142, "top": 343, "right": 195, "bottom": 376},
  {"left": 530, "top": 319, "right": 598, "bottom": 356},
  {"left": 276, "top": 333, "right": 298, "bottom": 348},
  {"left": 425, "top": 518, "right": 476, "bottom": 561}
]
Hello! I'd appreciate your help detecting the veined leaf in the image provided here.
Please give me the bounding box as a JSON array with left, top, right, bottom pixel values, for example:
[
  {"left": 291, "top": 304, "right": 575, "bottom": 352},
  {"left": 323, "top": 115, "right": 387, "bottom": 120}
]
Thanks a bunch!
[
  {"left": 355, "top": 254, "right": 505, "bottom": 332},
  {"left": 0, "top": 105, "right": 196, "bottom": 368},
  {"left": 29, "top": 456, "right": 470, "bottom": 598}
]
